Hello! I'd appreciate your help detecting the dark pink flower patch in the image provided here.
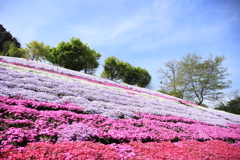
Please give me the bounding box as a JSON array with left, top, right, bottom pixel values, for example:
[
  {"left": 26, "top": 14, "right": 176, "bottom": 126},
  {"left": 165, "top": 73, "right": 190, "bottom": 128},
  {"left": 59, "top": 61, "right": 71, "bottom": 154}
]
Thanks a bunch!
[
  {"left": 1, "top": 141, "right": 120, "bottom": 159},
  {"left": 129, "top": 140, "right": 240, "bottom": 159}
]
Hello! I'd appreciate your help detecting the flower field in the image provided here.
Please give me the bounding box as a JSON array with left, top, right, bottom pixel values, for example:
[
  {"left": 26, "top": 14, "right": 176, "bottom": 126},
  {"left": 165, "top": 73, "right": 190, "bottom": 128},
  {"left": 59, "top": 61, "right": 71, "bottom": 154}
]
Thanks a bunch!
[{"left": 0, "top": 56, "right": 240, "bottom": 159}]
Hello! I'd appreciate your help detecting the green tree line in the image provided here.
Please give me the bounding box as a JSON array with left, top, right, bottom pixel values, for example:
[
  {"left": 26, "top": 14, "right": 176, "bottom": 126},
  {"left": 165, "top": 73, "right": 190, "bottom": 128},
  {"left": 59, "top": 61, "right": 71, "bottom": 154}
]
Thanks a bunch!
[
  {"left": 100, "top": 56, "right": 151, "bottom": 88},
  {"left": 0, "top": 24, "right": 151, "bottom": 87},
  {"left": 215, "top": 97, "right": 240, "bottom": 115}
]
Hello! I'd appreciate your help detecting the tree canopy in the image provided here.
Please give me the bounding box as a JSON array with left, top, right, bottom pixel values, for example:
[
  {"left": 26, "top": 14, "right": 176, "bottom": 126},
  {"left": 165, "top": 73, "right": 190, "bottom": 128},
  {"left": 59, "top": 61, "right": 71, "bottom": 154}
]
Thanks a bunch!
[
  {"left": 122, "top": 66, "right": 151, "bottom": 88},
  {"left": 25, "top": 41, "right": 50, "bottom": 62},
  {"left": 82, "top": 48, "right": 101, "bottom": 75},
  {"left": 0, "top": 24, "right": 21, "bottom": 55},
  {"left": 136, "top": 67, "right": 152, "bottom": 88},
  {"left": 121, "top": 64, "right": 140, "bottom": 85},
  {"left": 157, "top": 59, "right": 185, "bottom": 99},
  {"left": 7, "top": 43, "right": 25, "bottom": 58},
  {"left": 157, "top": 53, "right": 231, "bottom": 105},
  {"left": 101, "top": 56, "right": 151, "bottom": 87},
  {"left": 100, "top": 56, "right": 127, "bottom": 81},
  {"left": 215, "top": 97, "right": 240, "bottom": 115},
  {"left": 1, "top": 41, "right": 13, "bottom": 56},
  {"left": 46, "top": 38, "right": 101, "bottom": 75}
]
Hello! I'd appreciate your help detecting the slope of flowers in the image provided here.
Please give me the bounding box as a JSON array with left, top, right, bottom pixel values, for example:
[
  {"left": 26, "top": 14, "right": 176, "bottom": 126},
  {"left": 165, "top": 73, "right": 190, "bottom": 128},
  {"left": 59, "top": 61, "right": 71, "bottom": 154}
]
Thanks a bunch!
[
  {"left": 0, "top": 56, "right": 202, "bottom": 105},
  {"left": 1, "top": 58, "right": 239, "bottom": 126},
  {"left": 0, "top": 56, "right": 240, "bottom": 159}
]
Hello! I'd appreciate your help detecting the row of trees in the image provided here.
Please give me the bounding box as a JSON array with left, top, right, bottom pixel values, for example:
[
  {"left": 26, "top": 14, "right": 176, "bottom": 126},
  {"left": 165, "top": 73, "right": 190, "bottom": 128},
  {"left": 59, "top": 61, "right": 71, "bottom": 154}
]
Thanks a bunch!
[
  {"left": 100, "top": 56, "right": 151, "bottom": 87},
  {"left": 0, "top": 25, "right": 49, "bottom": 59},
  {"left": 0, "top": 37, "right": 101, "bottom": 76},
  {"left": 0, "top": 24, "right": 151, "bottom": 87}
]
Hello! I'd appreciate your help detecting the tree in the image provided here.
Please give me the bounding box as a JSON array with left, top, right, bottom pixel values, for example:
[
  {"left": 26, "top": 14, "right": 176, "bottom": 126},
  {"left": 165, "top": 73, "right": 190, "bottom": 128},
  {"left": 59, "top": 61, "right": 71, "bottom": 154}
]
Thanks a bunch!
[
  {"left": 181, "top": 53, "right": 231, "bottom": 105},
  {"left": 0, "top": 41, "right": 12, "bottom": 56},
  {"left": 7, "top": 43, "right": 25, "bottom": 58},
  {"left": 100, "top": 56, "right": 127, "bottom": 81},
  {"left": 136, "top": 67, "right": 151, "bottom": 88},
  {"left": 157, "top": 59, "right": 186, "bottom": 99},
  {"left": 157, "top": 53, "right": 231, "bottom": 105},
  {"left": 215, "top": 97, "right": 240, "bottom": 115},
  {"left": 0, "top": 24, "right": 21, "bottom": 53},
  {"left": 101, "top": 56, "right": 151, "bottom": 87},
  {"left": 0, "top": 42, "right": 25, "bottom": 58},
  {"left": 46, "top": 38, "right": 101, "bottom": 74},
  {"left": 120, "top": 64, "right": 152, "bottom": 87},
  {"left": 25, "top": 41, "right": 50, "bottom": 61},
  {"left": 121, "top": 64, "right": 140, "bottom": 85},
  {"left": 82, "top": 47, "right": 101, "bottom": 75}
]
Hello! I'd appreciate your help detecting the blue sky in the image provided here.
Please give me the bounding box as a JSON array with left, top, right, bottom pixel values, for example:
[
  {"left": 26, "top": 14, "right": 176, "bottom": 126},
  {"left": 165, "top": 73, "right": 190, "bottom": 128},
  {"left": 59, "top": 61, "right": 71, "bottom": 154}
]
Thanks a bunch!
[{"left": 1, "top": 0, "right": 240, "bottom": 94}]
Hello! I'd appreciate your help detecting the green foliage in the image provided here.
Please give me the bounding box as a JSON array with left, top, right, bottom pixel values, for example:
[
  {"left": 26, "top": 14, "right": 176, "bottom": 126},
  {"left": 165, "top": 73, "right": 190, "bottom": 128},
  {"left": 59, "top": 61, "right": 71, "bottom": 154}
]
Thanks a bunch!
[
  {"left": 100, "top": 56, "right": 127, "bottom": 80},
  {"left": 0, "top": 24, "right": 21, "bottom": 53},
  {"left": 0, "top": 41, "right": 12, "bottom": 56},
  {"left": 25, "top": 41, "right": 50, "bottom": 61},
  {"left": 46, "top": 38, "right": 101, "bottom": 74},
  {"left": 121, "top": 64, "right": 151, "bottom": 87},
  {"left": 215, "top": 97, "right": 240, "bottom": 115},
  {"left": 7, "top": 44, "right": 25, "bottom": 58},
  {"left": 82, "top": 48, "right": 101, "bottom": 75},
  {"left": 0, "top": 24, "right": 22, "bottom": 57},
  {"left": 158, "top": 53, "right": 231, "bottom": 105},
  {"left": 157, "top": 90, "right": 183, "bottom": 98},
  {"left": 0, "top": 42, "right": 25, "bottom": 58},
  {"left": 157, "top": 90, "right": 168, "bottom": 94},
  {"left": 121, "top": 64, "right": 140, "bottom": 85},
  {"left": 100, "top": 71, "right": 109, "bottom": 79},
  {"left": 199, "top": 103, "right": 208, "bottom": 108},
  {"left": 180, "top": 53, "right": 231, "bottom": 105},
  {"left": 101, "top": 56, "right": 151, "bottom": 87},
  {"left": 136, "top": 67, "right": 152, "bottom": 88},
  {"left": 157, "top": 59, "right": 185, "bottom": 99},
  {"left": 168, "top": 90, "right": 183, "bottom": 99}
]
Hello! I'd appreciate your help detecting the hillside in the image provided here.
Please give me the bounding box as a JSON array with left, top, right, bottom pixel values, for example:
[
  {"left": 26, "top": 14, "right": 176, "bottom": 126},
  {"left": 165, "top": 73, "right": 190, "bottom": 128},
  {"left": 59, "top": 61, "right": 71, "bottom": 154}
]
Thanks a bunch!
[{"left": 0, "top": 56, "right": 240, "bottom": 159}]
